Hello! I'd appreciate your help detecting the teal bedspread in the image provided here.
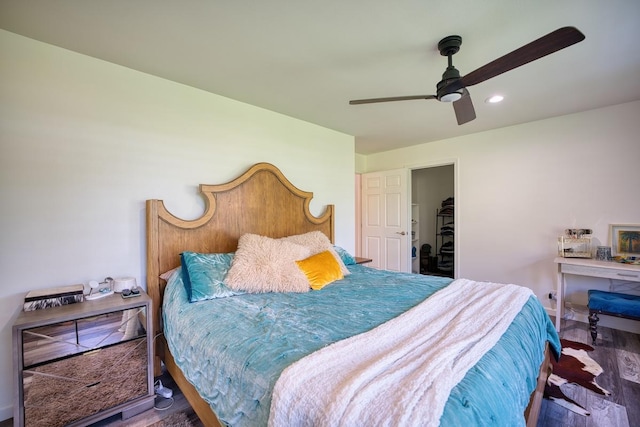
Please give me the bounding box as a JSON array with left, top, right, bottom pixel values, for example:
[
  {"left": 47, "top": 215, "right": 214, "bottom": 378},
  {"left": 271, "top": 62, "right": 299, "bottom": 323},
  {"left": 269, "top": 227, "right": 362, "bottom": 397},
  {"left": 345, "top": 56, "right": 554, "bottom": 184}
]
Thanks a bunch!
[{"left": 163, "top": 265, "right": 559, "bottom": 426}]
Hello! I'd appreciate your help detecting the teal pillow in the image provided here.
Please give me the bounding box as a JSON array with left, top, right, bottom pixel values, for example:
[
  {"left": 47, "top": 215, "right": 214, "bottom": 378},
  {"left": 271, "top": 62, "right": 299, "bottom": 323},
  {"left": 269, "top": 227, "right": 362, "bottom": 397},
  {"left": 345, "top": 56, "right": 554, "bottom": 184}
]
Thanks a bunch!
[
  {"left": 181, "top": 252, "right": 244, "bottom": 302},
  {"left": 333, "top": 246, "right": 357, "bottom": 266},
  {"left": 179, "top": 254, "right": 194, "bottom": 300}
]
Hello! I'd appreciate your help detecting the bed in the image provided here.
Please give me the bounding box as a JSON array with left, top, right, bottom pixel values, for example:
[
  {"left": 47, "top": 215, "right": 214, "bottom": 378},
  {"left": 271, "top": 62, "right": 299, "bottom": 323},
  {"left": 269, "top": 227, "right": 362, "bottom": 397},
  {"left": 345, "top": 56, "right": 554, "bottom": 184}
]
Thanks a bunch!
[{"left": 146, "top": 162, "right": 559, "bottom": 427}]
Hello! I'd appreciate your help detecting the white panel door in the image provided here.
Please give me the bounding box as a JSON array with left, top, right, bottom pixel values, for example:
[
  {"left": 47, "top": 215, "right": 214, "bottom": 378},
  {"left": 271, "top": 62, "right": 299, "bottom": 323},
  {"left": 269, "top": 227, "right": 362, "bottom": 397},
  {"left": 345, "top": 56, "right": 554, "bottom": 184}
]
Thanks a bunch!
[{"left": 361, "top": 169, "right": 410, "bottom": 272}]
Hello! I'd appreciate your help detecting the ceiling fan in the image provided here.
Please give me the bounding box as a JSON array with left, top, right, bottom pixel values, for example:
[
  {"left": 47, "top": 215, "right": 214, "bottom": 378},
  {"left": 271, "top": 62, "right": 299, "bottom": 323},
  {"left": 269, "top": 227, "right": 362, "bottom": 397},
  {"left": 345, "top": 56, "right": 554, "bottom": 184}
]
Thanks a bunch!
[{"left": 349, "top": 27, "right": 585, "bottom": 125}]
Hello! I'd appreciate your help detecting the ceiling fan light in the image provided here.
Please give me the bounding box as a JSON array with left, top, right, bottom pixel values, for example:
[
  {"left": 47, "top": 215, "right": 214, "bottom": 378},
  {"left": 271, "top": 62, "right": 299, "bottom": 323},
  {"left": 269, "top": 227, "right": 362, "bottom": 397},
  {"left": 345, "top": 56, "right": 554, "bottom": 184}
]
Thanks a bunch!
[
  {"left": 485, "top": 95, "right": 504, "bottom": 104},
  {"left": 440, "top": 92, "right": 462, "bottom": 102}
]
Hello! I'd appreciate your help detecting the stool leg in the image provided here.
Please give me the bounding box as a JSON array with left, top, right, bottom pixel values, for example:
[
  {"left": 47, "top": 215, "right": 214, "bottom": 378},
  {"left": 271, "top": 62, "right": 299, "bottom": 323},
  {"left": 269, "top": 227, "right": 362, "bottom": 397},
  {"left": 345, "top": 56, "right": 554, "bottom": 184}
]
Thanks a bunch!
[{"left": 588, "top": 311, "right": 599, "bottom": 345}]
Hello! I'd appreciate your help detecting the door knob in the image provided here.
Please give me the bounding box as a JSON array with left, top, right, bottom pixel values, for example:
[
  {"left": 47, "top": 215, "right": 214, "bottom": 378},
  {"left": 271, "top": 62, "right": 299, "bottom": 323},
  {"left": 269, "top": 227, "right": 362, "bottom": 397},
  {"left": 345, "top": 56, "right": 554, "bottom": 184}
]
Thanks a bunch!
[{"left": 396, "top": 231, "right": 407, "bottom": 235}]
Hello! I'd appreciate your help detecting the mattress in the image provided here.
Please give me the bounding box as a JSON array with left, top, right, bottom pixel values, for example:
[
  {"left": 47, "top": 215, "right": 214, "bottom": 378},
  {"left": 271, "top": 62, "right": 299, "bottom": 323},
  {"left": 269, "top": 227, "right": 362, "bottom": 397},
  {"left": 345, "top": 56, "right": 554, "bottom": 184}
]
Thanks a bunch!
[{"left": 163, "top": 264, "right": 559, "bottom": 426}]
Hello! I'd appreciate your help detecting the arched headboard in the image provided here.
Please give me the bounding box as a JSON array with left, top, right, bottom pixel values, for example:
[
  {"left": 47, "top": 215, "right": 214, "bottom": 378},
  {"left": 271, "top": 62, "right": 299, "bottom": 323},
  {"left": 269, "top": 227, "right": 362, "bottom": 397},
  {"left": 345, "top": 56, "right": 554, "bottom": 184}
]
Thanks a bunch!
[{"left": 146, "top": 162, "right": 334, "bottom": 374}]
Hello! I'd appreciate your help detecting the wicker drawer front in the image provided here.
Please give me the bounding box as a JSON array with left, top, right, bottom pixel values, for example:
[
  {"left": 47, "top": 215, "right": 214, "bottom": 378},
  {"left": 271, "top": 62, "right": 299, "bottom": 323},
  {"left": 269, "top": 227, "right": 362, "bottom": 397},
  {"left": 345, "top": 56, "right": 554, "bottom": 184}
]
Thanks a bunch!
[{"left": 23, "top": 338, "right": 148, "bottom": 427}]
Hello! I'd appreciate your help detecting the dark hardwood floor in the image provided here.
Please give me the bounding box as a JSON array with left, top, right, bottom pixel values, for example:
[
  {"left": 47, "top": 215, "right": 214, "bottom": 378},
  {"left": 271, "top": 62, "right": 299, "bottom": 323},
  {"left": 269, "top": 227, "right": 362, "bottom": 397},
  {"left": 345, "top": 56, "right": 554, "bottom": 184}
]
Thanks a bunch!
[
  {"left": 537, "top": 319, "right": 640, "bottom": 427},
  {"left": 89, "top": 370, "right": 204, "bottom": 427}
]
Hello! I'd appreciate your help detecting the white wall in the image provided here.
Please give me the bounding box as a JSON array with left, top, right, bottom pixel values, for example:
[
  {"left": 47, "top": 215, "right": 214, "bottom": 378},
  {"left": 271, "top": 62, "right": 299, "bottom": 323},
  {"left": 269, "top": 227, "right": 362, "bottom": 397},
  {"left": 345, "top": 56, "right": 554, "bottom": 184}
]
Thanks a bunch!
[
  {"left": 364, "top": 100, "right": 640, "bottom": 329},
  {"left": 0, "top": 30, "right": 355, "bottom": 419}
]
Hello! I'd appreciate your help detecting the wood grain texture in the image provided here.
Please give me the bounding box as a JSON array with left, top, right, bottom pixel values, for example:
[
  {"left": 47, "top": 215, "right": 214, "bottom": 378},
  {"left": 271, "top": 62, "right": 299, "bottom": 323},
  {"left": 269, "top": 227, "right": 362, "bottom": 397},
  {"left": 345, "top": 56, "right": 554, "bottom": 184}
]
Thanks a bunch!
[
  {"left": 146, "top": 163, "right": 334, "bottom": 424},
  {"left": 89, "top": 369, "right": 204, "bottom": 427},
  {"left": 144, "top": 162, "right": 547, "bottom": 427},
  {"left": 161, "top": 340, "right": 221, "bottom": 427},
  {"left": 537, "top": 319, "right": 640, "bottom": 427},
  {"left": 617, "top": 349, "right": 640, "bottom": 383},
  {"left": 525, "top": 345, "right": 552, "bottom": 427}
]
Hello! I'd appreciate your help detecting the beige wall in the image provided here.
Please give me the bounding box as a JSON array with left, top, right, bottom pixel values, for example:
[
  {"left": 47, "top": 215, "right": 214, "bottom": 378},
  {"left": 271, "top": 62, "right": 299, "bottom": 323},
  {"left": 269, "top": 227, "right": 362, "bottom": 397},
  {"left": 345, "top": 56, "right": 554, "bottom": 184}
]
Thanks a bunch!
[
  {"left": 363, "top": 100, "right": 640, "bottom": 330},
  {"left": 0, "top": 30, "right": 355, "bottom": 419}
]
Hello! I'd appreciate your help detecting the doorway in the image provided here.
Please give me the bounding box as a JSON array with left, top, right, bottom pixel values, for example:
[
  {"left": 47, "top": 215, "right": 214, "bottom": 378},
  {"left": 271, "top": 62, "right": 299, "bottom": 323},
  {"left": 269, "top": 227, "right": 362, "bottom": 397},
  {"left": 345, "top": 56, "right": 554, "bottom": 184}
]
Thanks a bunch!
[
  {"left": 357, "top": 162, "right": 457, "bottom": 276},
  {"left": 411, "top": 164, "right": 455, "bottom": 277},
  {"left": 360, "top": 168, "right": 410, "bottom": 272}
]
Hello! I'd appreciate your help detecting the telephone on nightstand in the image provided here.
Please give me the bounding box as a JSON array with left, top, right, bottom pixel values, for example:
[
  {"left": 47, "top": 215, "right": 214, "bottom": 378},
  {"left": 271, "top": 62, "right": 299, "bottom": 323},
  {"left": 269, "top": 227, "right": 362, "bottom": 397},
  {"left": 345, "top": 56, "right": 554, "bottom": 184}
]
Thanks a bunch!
[{"left": 85, "top": 277, "right": 114, "bottom": 300}]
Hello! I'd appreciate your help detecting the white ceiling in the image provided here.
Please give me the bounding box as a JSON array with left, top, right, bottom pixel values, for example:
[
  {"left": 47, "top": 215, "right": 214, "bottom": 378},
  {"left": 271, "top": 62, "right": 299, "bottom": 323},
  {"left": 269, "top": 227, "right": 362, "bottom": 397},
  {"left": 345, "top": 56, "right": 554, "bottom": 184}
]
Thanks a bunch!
[{"left": 1, "top": 1, "right": 639, "bottom": 154}]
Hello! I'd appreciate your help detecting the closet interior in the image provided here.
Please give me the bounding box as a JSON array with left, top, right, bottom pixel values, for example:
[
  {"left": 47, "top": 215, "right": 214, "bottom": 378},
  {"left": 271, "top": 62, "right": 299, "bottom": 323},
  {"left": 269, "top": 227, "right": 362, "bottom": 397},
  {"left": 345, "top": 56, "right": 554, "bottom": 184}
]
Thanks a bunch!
[{"left": 411, "top": 165, "right": 454, "bottom": 278}]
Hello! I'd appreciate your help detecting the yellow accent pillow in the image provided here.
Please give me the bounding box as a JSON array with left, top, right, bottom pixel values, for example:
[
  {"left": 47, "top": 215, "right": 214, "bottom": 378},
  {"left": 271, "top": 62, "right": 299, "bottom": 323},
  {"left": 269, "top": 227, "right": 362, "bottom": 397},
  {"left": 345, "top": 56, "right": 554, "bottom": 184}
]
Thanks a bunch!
[{"left": 295, "top": 250, "right": 344, "bottom": 290}]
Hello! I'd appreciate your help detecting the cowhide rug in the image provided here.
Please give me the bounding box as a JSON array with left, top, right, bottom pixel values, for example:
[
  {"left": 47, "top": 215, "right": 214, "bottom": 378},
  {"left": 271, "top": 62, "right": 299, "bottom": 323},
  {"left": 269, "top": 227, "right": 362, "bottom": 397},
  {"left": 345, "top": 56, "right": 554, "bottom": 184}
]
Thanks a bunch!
[{"left": 544, "top": 338, "right": 610, "bottom": 416}]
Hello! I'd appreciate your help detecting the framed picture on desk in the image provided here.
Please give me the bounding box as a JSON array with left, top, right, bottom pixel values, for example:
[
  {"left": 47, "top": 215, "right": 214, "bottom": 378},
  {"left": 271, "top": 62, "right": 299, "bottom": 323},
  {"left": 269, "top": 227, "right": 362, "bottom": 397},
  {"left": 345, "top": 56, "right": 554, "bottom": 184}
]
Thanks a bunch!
[{"left": 610, "top": 224, "right": 640, "bottom": 258}]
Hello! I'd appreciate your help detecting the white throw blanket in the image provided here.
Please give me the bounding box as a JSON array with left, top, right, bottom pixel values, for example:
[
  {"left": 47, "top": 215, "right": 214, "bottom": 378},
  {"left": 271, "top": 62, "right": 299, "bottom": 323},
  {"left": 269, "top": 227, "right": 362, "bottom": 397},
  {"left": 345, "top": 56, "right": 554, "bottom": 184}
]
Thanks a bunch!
[{"left": 268, "top": 278, "right": 533, "bottom": 427}]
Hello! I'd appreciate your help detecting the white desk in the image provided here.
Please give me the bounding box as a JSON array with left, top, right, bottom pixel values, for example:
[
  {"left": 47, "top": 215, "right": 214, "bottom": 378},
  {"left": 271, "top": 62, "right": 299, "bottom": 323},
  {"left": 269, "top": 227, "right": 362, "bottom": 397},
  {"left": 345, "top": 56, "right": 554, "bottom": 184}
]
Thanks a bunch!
[{"left": 554, "top": 257, "right": 640, "bottom": 331}]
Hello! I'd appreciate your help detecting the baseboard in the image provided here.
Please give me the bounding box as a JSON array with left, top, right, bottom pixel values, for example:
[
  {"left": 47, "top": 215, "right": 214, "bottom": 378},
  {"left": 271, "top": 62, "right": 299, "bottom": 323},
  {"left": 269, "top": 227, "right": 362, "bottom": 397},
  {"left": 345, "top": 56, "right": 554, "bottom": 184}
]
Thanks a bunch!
[
  {"left": 122, "top": 395, "right": 155, "bottom": 419},
  {"left": 0, "top": 404, "right": 13, "bottom": 423},
  {"left": 547, "top": 304, "right": 640, "bottom": 334},
  {"left": 544, "top": 306, "right": 556, "bottom": 319}
]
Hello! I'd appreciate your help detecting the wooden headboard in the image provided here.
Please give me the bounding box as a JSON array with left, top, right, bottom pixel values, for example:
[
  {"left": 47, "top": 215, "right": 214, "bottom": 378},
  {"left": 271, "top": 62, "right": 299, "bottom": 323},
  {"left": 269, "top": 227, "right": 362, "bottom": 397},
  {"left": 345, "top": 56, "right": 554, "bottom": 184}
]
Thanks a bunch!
[{"left": 145, "top": 162, "right": 334, "bottom": 374}]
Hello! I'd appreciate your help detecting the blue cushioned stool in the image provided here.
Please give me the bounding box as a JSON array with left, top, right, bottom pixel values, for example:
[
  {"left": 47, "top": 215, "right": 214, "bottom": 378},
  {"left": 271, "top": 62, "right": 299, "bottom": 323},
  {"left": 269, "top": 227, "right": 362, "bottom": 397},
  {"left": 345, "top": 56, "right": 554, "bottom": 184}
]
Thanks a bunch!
[{"left": 588, "top": 289, "right": 640, "bottom": 344}]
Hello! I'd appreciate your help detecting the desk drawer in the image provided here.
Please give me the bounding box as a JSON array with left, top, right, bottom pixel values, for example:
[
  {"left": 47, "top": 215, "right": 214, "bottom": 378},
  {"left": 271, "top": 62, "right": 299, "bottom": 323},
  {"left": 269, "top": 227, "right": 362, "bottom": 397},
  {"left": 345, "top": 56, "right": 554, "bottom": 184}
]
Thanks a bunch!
[{"left": 561, "top": 264, "right": 640, "bottom": 282}]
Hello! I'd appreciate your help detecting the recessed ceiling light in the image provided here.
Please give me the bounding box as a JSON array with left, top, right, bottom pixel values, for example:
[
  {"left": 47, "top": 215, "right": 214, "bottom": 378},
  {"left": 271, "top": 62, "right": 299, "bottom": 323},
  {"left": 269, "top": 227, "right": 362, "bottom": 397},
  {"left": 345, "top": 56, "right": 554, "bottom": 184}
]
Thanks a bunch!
[{"left": 485, "top": 95, "right": 504, "bottom": 104}]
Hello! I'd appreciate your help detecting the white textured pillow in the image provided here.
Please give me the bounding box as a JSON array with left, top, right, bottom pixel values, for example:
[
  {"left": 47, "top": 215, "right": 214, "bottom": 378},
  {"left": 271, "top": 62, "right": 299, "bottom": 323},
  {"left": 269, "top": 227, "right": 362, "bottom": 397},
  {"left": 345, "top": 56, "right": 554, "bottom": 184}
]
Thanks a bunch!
[
  {"left": 284, "top": 231, "right": 350, "bottom": 276},
  {"left": 224, "top": 234, "right": 312, "bottom": 293}
]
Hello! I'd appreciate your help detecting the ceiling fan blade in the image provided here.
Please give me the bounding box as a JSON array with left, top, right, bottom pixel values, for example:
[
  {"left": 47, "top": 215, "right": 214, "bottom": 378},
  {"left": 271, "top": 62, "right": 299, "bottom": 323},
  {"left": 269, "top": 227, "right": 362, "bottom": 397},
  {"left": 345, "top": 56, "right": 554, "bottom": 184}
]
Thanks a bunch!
[
  {"left": 444, "top": 26, "right": 585, "bottom": 94},
  {"left": 349, "top": 94, "right": 436, "bottom": 105},
  {"left": 453, "top": 89, "right": 475, "bottom": 125}
]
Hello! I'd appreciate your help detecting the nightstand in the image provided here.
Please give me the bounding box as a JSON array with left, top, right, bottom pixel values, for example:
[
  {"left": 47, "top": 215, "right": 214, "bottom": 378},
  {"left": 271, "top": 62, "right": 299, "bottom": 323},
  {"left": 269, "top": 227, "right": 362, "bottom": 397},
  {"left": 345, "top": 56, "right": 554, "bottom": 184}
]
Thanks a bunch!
[
  {"left": 13, "top": 291, "right": 154, "bottom": 427},
  {"left": 355, "top": 257, "right": 373, "bottom": 265}
]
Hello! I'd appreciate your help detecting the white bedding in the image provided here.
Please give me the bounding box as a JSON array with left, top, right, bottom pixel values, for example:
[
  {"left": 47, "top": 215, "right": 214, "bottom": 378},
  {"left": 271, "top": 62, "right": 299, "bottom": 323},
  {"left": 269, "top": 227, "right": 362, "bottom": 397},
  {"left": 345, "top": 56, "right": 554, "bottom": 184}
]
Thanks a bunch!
[{"left": 268, "top": 278, "right": 534, "bottom": 427}]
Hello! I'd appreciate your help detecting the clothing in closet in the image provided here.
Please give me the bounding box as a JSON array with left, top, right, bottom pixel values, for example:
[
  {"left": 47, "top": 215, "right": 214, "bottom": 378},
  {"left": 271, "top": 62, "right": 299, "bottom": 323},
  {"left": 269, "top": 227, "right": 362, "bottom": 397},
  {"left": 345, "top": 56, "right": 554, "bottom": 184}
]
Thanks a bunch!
[{"left": 436, "top": 197, "right": 454, "bottom": 277}]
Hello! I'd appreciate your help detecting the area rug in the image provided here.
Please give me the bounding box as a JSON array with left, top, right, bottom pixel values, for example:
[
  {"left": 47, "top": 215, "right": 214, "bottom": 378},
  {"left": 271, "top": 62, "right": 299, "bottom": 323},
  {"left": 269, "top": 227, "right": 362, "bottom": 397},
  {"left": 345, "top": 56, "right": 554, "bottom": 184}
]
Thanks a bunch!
[
  {"left": 544, "top": 339, "right": 610, "bottom": 416},
  {"left": 148, "top": 411, "right": 196, "bottom": 427}
]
